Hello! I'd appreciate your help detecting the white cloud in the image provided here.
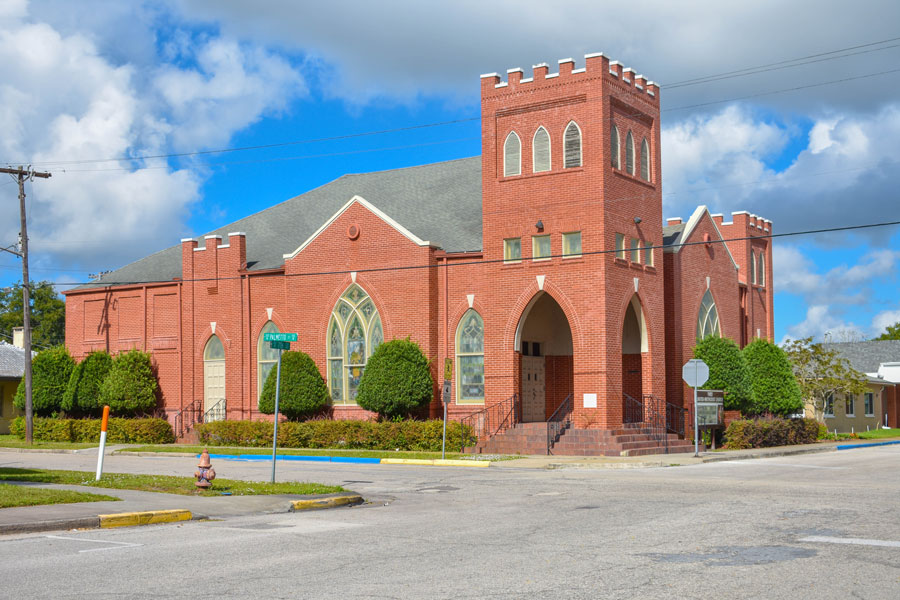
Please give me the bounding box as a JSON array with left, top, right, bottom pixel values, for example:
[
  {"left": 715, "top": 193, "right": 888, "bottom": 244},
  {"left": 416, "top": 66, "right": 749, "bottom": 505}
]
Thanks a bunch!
[
  {"left": 873, "top": 310, "right": 900, "bottom": 336},
  {"left": 786, "top": 305, "right": 862, "bottom": 341},
  {"left": 0, "top": 1, "right": 306, "bottom": 274}
]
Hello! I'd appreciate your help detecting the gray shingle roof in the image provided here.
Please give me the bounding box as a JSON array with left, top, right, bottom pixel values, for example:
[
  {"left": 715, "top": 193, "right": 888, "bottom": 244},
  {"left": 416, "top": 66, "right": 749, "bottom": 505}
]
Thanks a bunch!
[
  {"left": 82, "top": 157, "right": 482, "bottom": 289},
  {"left": 662, "top": 224, "right": 685, "bottom": 248},
  {"left": 823, "top": 340, "right": 900, "bottom": 373},
  {"left": 0, "top": 341, "right": 32, "bottom": 379}
]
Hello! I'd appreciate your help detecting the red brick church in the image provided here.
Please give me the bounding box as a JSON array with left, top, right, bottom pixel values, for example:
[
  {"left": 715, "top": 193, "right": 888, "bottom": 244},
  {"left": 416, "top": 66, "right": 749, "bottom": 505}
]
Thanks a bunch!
[{"left": 64, "top": 53, "right": 774, "bottom": 454}]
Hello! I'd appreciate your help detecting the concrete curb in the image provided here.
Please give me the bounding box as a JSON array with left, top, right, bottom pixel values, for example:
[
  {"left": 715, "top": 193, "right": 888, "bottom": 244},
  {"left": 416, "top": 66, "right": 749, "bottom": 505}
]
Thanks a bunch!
[
  {"left": 98, "top": 509, "right": 193, "bottom": 528},
  {"left": 289, "top": 494, "right": 363, "bottom": 511},
  {"left": 380, "top": 458, "right": 491, "bottom": 467},
  {"left": 700, "top": 445, "right": 836, "bottom": 462},
  {"left": 0, "top": 517, "right": 100, "bottom": 535}
]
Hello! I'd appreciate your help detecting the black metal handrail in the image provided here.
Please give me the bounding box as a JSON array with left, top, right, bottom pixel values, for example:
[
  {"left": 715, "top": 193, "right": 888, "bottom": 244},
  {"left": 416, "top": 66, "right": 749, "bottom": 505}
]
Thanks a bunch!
[
  {"left": 174, "top": 397, "right": 203, "bottom": 439},
  {"left": 665, "top": 400, "right": 687, "bottom": 437},
  {"left": 623, "top": 393, "right": 643, "bottom": 424},
  {"left": 642, "top": 393, "right": 667, "bottom": 452},
  {"left": 546, "top": 394, "right": 573, "bottom": 455},
  {"left": 460, "top": 393, "right": 520, "bottom": 452},
  {"left": 203, "top": 399, "right": 226, "bottom": 423}
]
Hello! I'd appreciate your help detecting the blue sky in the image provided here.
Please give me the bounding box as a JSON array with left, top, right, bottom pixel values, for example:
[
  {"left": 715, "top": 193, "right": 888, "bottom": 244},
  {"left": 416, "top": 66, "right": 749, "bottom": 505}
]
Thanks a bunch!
[{"left": 1, "top": 0, "right": 899, "bottom": 344}]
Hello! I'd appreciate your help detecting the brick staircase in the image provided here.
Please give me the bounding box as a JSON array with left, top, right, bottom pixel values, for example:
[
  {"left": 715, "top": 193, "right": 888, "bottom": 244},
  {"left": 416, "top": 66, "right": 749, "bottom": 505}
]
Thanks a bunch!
[{"left": 471, "top": 422, "right": 696, "bottom": 456}]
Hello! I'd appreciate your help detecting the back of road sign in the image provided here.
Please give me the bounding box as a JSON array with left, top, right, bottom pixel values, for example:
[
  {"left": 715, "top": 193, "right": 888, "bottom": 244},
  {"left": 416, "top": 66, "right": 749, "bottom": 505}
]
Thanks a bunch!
[{"left": 682, "top": 358, "right": 709, "bottom": 388}]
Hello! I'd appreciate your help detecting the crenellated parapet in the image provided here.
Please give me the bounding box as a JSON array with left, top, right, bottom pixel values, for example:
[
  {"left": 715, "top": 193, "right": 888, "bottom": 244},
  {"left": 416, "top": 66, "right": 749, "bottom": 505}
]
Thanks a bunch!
[{"left": 480, "top": 52, "right": 659, "bottom": 103}]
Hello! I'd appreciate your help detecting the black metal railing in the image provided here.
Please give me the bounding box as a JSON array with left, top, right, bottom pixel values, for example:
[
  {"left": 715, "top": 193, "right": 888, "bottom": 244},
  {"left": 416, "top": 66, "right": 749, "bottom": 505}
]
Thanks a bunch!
[
  {"left": 174, "top": 397, "right": 203, "bottom": 439},
  {"left": 203, "top": 399, "right": 226, "bottom": 423},
  {"left": 460, "top": 393, "right": 520, "bottom": 452},
  {"left": 642, "top": 393, "right": 667, "bottom": 452},
  {"left": 665, "top": 400, "right": 687, "bottom": 437},
  {"left": 546, "top": 394, "right": 573, "bottom": 455},
  {"left": 623, "top": 393, "right": 643, "bottom": 424}
]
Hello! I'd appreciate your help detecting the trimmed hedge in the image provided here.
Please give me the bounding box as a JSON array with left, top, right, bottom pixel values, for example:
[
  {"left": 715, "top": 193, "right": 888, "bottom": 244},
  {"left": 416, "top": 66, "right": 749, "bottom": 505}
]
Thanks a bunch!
[
  {"left": 99, "top": 350, "right": 159, "bottom": 416},
  {"left": 693, "top": 336, "right": 751, "bottom": 412},
  {"left": 10, "top": 416, "right": 174, "bottom": 444},
  {"left": 13, "top": 345, "right": 75, "bottom": 416},
  {"left": 723, "top": 417, "right": 819, "bottom": 449},
  {"left": 196, "top": 419, "right": 471, "bottom": 452},
  {"left": 742, "top": 339, "right": 803, "bottom": 417},
  {"left": 258, "top": 351, "right": 329, "bottom": 420},
  {"left": 356, "top": 338, "right": 433, "bottom": 419},
  {"left": 62, "top": 350, "right": 113, "bottom": 417}
]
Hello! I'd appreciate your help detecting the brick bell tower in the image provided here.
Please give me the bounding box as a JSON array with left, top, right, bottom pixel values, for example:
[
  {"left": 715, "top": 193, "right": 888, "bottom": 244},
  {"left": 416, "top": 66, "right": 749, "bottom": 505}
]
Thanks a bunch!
[{"left": 479, "top": 53, "right": 666, "bottom": 430}]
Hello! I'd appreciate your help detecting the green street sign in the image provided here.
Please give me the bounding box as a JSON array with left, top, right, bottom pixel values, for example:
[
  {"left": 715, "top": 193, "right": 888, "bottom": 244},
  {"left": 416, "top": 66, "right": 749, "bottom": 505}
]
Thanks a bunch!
[
  {"left": 269, "top": 340, "right": 290, "bottom": 350},
  {"left": 264, "top": 332, "right": 298, "bottom": 342}
]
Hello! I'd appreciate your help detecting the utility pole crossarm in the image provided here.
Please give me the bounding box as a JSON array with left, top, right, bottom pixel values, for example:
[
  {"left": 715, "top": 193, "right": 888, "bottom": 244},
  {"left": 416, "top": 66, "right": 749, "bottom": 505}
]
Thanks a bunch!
[{"left": 2, "top": 165, "right": 51, "bottom": 444}]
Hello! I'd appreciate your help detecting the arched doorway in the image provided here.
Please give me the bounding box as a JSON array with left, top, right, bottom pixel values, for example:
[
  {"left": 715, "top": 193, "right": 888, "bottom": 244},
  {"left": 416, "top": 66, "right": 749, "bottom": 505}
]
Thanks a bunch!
[
  {"left": 515, "top": 292, "right": 574, "bottom": 422},
  {"left": 621, "top": 295, "right": 647, "bottom": 422},
  {"left": 203, "top": 335, "right": 226, "bottom": 421}
]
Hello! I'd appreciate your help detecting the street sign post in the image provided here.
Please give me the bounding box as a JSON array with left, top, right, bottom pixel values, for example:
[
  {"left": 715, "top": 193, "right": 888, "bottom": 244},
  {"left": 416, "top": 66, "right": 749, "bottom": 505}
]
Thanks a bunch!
[
  {"left": 267, "top": 332, "right": 297, "bottom": 483},
  {"left": 441, "top": 379, "right": 452, "bottom": 460},
  {"left": 682, "top": 359, "right": 710, "bottom": 457}
]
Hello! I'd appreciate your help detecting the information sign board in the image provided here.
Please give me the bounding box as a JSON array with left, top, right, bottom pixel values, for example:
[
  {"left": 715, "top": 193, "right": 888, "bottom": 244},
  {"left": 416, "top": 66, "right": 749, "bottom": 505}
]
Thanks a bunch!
[
  {"left": 696, "top": 389, "right": 724, "bottom": 427},
  {"left": 442, "top": 380, "right": 452, "bottom": 403},
  {"left": 263, "top": 332, "right": 298, "bottom": 342}
]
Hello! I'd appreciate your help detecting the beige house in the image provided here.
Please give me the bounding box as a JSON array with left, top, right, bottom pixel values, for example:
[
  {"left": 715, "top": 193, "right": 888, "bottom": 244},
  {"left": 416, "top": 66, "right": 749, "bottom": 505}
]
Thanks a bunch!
[
  {"left": 809, "top": 378, "right": 886, "bottom": 434},
  {"left": 0, "top": 332, "right": 28, "bottom": 434}
]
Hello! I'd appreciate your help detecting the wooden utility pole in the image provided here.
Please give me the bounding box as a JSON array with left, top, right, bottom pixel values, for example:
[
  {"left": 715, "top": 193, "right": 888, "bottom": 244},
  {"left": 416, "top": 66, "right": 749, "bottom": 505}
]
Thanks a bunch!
[{"left": 1, "top": 166, "right": 51, "bottom": 444}]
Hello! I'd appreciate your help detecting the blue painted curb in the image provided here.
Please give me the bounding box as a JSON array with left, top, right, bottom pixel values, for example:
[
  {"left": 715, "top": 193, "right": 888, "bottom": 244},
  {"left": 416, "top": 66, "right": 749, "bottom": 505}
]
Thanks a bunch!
[
  {"left": 203, "top": 453, "right": 381, "bottom": 464},
  {"left": 836, "top": 440, "right": 900, "bottom": 450}
]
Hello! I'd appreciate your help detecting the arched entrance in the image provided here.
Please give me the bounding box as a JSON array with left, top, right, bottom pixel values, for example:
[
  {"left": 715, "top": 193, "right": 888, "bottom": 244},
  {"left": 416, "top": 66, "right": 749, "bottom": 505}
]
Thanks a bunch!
[
  {"left": 621, "top": 295, "right": 647, "bottom": 422},
  {"left": 203, "top": 335, "right": 226, "bottom": 421},
  {"left": 515, "top": 292, "right": 574, "bottom": 422}
]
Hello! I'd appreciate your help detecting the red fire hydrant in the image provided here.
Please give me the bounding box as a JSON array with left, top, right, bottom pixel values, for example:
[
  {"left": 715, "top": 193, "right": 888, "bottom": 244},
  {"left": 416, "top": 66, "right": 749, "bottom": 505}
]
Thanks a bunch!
[{"left": 194, "top": 449, "right": 216, "bottom": 489}]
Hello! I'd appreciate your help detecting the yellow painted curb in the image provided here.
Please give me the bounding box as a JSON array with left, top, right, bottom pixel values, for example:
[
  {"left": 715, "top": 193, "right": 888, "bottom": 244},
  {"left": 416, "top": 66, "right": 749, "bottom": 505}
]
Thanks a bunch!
[
  {"left": 380, "top": 458, "right": 491, "bottom": 467},
  {"left": 98, "top": 509, "right": 192, "bottom": 529},
  {"left": 290, "top": 494, "right": 363, "bottom": 511}
]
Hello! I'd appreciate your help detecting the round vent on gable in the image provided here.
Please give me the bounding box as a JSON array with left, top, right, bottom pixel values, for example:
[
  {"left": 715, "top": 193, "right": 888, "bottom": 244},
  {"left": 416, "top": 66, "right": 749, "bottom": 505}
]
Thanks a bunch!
[{"left": 347, "top": 224, "right": 360, "bottom": 240}]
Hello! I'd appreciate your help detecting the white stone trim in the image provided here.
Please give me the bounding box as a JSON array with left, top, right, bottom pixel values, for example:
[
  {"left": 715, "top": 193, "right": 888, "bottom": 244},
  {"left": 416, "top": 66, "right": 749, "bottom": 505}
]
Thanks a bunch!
[
  {"left": 180, "top": 237, "right": 194, "bottom": 243},
  {"left": 572, "top": 67, "right": 586, "bottom": 74},
  {"left": 520, "top": 77, "right": 533, "bottom": 83},
  {"left": 210, "top": 322, "right": 216, "bottom": 334},
  {"left": 584, "top": 52, "right": 605, "bottom": 59},
  {"left": 507, "top": 68, "right": 524, "bottom": 74},
  {"left": 480, "top": 72, "right": 500, "bottom": 79},
  {"left": 546, "top": 73, "right": 559, "bottom": 79},
  {"left": 227, "top": 232, "right": 246, "bottom": 237},
  {"left": 532, "top": 62, "right": 549, "bottom": 69},
  {"left": 284, "top": 195, "right": 431, "bottom": 260},
  {"left": 558, "top": 57, "right": 574, "bottom": 64},
  {"left": 204, "top": 235, "right": 223, "bottom": 240},
  {"left": 671, "top": 205, "right": 739, "bottom": 270},
  {"left": 536, "top": 275, "right": 545, "bottom": 290},
  {"left": 467, "top": 294, "right": 474, "bottom": 308},
  {"left": 266, "top": 308, "right": 273, "bottom": 320},
  {"left": 494, "top": 82, "right": 508, "bottom": 88}
]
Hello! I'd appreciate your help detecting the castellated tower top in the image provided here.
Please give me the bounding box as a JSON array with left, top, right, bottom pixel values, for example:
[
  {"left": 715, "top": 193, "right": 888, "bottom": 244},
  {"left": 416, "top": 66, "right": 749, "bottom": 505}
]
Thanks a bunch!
[{"left": 480, "top": 52, "right": 659, "bottom": 102}]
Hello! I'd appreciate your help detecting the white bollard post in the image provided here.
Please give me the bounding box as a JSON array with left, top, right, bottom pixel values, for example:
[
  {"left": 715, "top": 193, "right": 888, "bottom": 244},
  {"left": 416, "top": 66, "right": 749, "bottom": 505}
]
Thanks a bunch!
[{"left": 95, "top": 405, "right": 110, "bottom": 481}]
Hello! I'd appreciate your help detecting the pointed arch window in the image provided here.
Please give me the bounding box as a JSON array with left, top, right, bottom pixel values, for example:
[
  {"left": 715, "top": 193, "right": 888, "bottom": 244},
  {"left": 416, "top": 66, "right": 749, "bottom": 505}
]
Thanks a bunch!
[
  {"left": 257, "top": 321, "right": 279, "bottom": 404},
  {"left": 533, "top": 126, "right": 551, "bottom": 173},
  {"left": 327, "top": 284, "right": 383, "bottom": 405},
  {"left": 456, "top": 309, "right": 485, "bottom": 404},
  {"left": 751, "top": 253, "right": 757, "bottom": 285},
  {"left": 504, "top": 132, "right": 521, "bottom": 177},
  {"left": 640, "top": 137, "right": 650, "bottom": 181},
  {"left": 203, "top": 335, "right": 226, "bottom": 421},
  {"left": 697, "top": 290, "right": 721, "bottom": 341},
  {"left": 563, "top": 121, "right": 582, "bottom": 168},
  {"left": 625, "top": 130, "right": 635, "bottom": 175},
  {"left": 611, "top": 126, "right": 620, "bottom": 169},
  {"left": 758, "top": 252, "right": 766, "bottom": 287}
]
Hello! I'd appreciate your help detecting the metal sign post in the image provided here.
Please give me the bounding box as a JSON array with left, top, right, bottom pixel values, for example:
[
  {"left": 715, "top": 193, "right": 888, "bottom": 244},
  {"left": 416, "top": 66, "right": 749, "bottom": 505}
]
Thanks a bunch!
[
  {"left": 682, "top": 359, "right": 709, "bottom": 457},
  {"left": 263, "top": 333, "right": 297, "bottom": 483},
  {"left": 441, "top": 378, "right": 452, "bottom": 460}
]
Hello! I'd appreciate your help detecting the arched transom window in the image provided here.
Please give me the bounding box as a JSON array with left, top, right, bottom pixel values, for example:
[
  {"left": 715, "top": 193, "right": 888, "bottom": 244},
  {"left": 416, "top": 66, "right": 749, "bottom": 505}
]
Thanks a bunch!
[
  {"left": 504, "top": 132, "right": 521, "bottom": 177},
  {"left": 257, "top": 321, "right": 279, "bottom": 404},
  {"left": 564, "top": 121, "right": 582, "bottom": 168},
  {"left": 751, "top": 253, "right": 757, "bottom": 285},
  {"left": 203, "top": 335, "right": 226, "bottom": 420},
  {"left": 697, "top": 289, "right": 721, "bottom": 341},
  {"left": 456, "top": 309, "right": 485, "bottom": 404},
  {"left": 327, "top": 284, "right": 383, "bottom": 405},
  {"left": 640, "top": 137, "right": 650, "bottom": 181},
  {"left": 533, "top": 126, "right": 551, "bottom": 173},
  {"left": 758, "top": 252, "right": 766, "bottom": 286}
]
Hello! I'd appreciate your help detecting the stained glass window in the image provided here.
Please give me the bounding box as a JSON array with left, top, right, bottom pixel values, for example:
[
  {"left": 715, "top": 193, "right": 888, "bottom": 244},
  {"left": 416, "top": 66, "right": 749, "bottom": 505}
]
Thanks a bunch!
[
  {"left": 456, "top": 309, "right": 485, "bottom": 403},
  {"left": 696, "top": 289, "right": 720, "bottom": 341},
  {"left": 564, "top": 122, "right": 582, "bottom": 168},
  {"left": 533, "top": 126, "right": 550, "bottom": 173},
  {"left": 640, "top": 138, "right": 650, "bottom": 181},
  {"left": 504, "top": 132, "right": 521, "bottom": 177},
  {"left": 625, "top": 130, "right": 635, "bottom": 175},
  {"left": 611, "top": 126, "right": 620, "bottom": 169},
  {"left": 327, "top": 284, "right": 381, "bottom": 405}
]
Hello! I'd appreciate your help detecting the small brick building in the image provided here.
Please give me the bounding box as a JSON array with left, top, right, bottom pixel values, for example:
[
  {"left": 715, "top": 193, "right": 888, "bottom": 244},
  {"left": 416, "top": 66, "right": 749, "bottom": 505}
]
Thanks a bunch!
[{"left": 64, "top": 53, "right": 774, "bottom": 453}]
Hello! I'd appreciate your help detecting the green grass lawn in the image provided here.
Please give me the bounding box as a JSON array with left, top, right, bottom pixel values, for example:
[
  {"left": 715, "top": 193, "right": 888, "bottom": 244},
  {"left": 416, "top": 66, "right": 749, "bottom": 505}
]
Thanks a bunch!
[
  {"left": 856, "top": 428, "right": 900, "bottom": 440},
  {"left": 0, "top": 434, "right": 98, "bottom": 450},
  {"left": 0, "top": 468, "right": 344, "bottom": 497},
  {"left": 121, "top": 445, "right": 494, "bottom": 461},
  {"left": 0, "top": 482, "right": 119, "bottom": 508}
]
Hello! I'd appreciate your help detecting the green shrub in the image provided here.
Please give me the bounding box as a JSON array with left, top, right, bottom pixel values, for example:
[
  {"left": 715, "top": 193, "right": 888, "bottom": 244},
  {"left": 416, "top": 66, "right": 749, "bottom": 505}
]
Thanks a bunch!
[
  {"left": 10, "top": 416, "right": 173, "bottom": 444},
  {"left": 258, "top": 351, "right": 329, "bottom": 420},
  {"left": 13, "top": 345, "right": 75, "bottom": 416},
  {"left": 196, "top": 418, "right": 471, "bottom": 452},
  {"left": 98, "top": 350, "right": 159, "bottom": 416},
  {"left": 723, "top": 417, "right": 819, "bottom": 449},
  {"left": 62, "top": 351, "right": 113, "bottom": 417},
  {"left": 742, "top": 339, "right": 803, "bottom": 417},
  {"left": 356, "top": 339, "right": 433, "bottom": 419},
  {"left": 692, "top": 336, "right": 751, "bottom": 412}
]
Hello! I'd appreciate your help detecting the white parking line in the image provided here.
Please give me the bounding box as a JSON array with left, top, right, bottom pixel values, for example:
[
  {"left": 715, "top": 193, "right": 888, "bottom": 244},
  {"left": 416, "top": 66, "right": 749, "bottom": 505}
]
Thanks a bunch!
[
  {"left": 800, "top": 535, "right": 900, "bottom": 548},
  {"left": 45, "top": 535, "right": 143, "bottom": 553}
]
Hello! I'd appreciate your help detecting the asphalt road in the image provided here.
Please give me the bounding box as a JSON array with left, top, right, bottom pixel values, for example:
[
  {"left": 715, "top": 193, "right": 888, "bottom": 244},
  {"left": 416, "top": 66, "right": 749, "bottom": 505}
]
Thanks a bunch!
[{"left": 1, "top": 447, "right": 898, "bottom": 599}]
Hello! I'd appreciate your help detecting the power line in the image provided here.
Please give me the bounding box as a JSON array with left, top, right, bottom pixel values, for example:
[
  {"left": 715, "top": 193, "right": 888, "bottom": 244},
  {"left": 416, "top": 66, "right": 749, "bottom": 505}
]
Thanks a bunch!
[{"left": 46, "top": 219, "right": 900, "bottom": 289}]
